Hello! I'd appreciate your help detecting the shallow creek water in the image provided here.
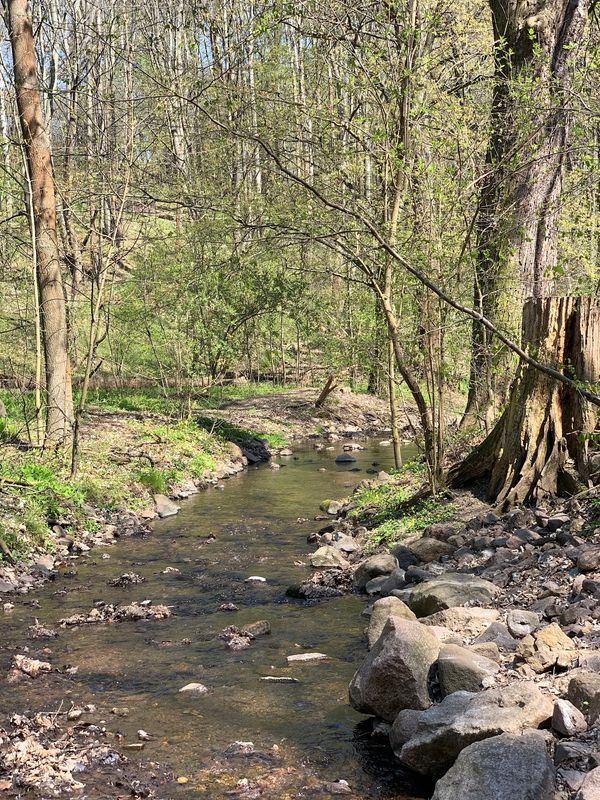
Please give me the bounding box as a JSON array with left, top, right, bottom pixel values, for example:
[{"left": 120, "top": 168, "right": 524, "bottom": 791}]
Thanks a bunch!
[{"left": 1, "top": 440, "right": 426, "bottom": 799}]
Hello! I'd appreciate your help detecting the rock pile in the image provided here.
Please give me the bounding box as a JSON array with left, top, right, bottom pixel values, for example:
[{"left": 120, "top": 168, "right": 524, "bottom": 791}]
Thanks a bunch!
[
  {"left": 59, "top": 601, "right": 171, "bottom": 626},
  {"left": 312, "top": 492, "right": 600, "bottom": 799}
]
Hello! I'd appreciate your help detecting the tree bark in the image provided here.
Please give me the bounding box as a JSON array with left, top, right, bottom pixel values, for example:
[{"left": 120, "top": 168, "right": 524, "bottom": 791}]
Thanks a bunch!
[
  {"left": 5, "top": 0, "right": 73, "bottom": 443},
  {"left": 462, "top": 0, "right": 588, "bottom": 428},
  {"left": 451, "top": 296, "right": 600, "bottom": 509}
]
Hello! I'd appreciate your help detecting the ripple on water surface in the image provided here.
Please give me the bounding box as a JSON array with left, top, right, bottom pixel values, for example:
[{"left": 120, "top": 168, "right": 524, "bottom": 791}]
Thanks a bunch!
[{"left": 1, "top": 440, "right": 430, "bottom": 799}]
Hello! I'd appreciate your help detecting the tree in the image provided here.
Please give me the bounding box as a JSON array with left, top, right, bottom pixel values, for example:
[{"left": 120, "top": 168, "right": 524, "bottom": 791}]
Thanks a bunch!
[
  {"left": 462, "top": 0, "right": 588, "bottom": 429},
  {"left": 451, "top": 296, "right": 600, "bottom": 508},
  {"left": 4, "top": 0, "right": 73, "bottom": 443}
]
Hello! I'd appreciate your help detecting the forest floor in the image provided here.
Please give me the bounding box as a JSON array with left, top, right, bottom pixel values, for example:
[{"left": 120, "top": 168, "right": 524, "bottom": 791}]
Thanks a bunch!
[{"left": 202, "top": 386, "right": 407, "bottom": 441}]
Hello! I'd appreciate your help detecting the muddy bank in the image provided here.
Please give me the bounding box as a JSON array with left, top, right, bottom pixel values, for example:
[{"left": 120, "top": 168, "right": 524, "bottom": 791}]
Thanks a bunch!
[{"left": 202, "top": 387, "right": 413, "bottom": 442}]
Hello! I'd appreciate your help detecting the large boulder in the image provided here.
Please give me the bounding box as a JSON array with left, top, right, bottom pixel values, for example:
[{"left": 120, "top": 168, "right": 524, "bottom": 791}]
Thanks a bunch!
[
  {"left": 349, "top": 617, "right": 440, "bottom": 722},
  {"left": 391, "top": 682, "right": 554, "bottom": 778},
  {"left": 408, "top": 538, "right": 457, "bottom": 563},
  {"left": 367, "top": 597, "right": 417, "bottom": 648},
  {"left": 437, "top": 644, "right": 500, "bottom": 696},
  {"left": 431, "top": 732, "right": 554, "bottom": 800},
  {"left": 353, "top": 553, "right": 399, "bottom": 591},
  {"left": 421, "top": 607, "right": 499, "bottom": 637},
  {"left": 408, "top": 573, "right": 499, "bottom": 617},
  {"left": 309, "top": 546, "right": 349, "bottom": 569}
]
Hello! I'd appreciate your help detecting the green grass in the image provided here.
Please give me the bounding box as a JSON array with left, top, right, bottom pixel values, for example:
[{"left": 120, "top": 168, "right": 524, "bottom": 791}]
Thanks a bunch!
[
  {"left": 363, "top": 497, "right": 456, "bottom": 554},
  {"left": 195, "top": 415, "right": 288, "bottom": 448},
  {"left": 0, "top": 383, "right": 292, "bottom": 563},
  {"left": 348, "top": 461, "right": 455, "bottom": 553},
  {"left": 83, "top": 382, "right": 294, "bottom": 416}
]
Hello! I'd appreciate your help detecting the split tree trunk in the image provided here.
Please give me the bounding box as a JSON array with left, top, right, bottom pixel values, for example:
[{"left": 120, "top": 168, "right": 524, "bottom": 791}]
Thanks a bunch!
[
  {"left": 450, "top": 297, "right": 600, "bottom": 510},
  {"left": 6, "top": 0, "right": 74, "bottom": 443}
]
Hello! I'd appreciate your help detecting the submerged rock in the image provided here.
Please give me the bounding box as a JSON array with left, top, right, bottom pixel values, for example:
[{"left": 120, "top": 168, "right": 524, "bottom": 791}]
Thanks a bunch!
[
  {"left": 108, "top": 572, "right": 145, "bottom": 587},
  {"left": 287, "top": 652, "right": 328, "bottom": 663},
  {"left": 335, "top": 454, "right": 356, "bottom": 464},
  {"left": 179, "top": 683, "right": 208, "bottom": 695}
]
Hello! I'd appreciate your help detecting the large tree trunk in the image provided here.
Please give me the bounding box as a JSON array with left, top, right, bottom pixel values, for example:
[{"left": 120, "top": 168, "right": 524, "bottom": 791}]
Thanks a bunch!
[
  {"left": 6, "top": 0, "right": 74, "bottom": 443},
  {"left": 451, "top": 297, "right": 600, "bottom": 510},
  {"left": 462, "top": 0, "right": 588, "bottom": 428}
]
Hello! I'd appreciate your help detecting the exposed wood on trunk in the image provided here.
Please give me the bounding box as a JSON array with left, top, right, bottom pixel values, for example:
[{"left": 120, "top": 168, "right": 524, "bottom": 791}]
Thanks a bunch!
[{"left": 451, "top": 297, "right": 600, "bottom": 510}]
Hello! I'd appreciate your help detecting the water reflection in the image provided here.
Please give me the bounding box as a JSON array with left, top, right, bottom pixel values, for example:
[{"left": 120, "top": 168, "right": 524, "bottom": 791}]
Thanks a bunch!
[{"left": 1, "top": 438, "right": 424, "bottom": 798}]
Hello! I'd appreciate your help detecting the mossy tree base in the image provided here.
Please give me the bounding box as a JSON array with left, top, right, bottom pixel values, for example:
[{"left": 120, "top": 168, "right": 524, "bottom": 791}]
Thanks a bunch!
[{"left": 450, "top": 297, "right": 600, "bottom": 510}]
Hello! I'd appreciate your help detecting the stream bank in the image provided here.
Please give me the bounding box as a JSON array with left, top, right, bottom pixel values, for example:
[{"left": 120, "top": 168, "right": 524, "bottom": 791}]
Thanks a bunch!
[
  {"left": 315, "top": 469, "right": 600, "bottom": 800},
  {"left": 0, "top": 386, "right": 403, "bottom": 597}
]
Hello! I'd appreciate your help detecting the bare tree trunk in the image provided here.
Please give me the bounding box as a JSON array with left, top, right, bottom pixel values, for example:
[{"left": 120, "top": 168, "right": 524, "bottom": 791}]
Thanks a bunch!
[
  {"left": 451, "top": 297, "right": 600, "bottom": 509},
  {"left": 462, "top": 0, "right": 588, "bottom": 428},
  {"left": 5, "top": 0, "right": 73, "bottom": 444}
]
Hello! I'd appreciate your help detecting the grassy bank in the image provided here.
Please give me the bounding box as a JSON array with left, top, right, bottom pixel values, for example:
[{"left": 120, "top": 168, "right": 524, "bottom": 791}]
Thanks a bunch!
[
  {"left": 0, "top": 384, "right": 291, "bottom": 562},
  {"left": 348, "top": 463, "right": 456, "bottom": 553}
]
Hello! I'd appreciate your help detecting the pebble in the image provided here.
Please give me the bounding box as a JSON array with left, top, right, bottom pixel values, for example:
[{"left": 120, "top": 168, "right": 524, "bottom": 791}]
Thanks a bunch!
[
  {"left": 179, "top": 683, "right": 208, "bottom": 695},
  {"left": 287, "top": 652, "right": 329, "bottom": 663}
]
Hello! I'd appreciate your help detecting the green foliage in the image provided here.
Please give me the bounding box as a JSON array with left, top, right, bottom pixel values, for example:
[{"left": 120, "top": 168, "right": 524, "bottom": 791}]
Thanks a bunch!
[
  {"left": 364, "top": 497, "right": 456, "bottom": 553},
  {"left": 136, "top": 466, "right": 168, "bottom": 494}
]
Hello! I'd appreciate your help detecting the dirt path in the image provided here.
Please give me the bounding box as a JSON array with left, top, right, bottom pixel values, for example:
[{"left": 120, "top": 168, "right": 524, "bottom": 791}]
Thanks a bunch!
[{"left": 205, "top": 387, "right": 419, "bottom": 441}]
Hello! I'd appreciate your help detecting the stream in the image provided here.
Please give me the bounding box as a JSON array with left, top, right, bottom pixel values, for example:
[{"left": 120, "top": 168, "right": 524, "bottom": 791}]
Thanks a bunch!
[{"left": 1, "top": 439, "right": 424, "bottom": 799}]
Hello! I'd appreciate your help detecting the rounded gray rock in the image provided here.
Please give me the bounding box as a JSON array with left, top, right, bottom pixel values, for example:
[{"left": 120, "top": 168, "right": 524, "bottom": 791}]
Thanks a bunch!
[
  {"left": 431, "top": 731, "right": 554, "bottom": 800},
  {"left": 507, "top": 609, "right": 541, "bottom": 638},
  {"left": 353, "top": 553, "right": 399, "bottom": 591},
  {"left": 349, "top": 616, "right": 440, "bottom": 722}
]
